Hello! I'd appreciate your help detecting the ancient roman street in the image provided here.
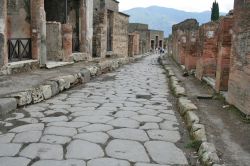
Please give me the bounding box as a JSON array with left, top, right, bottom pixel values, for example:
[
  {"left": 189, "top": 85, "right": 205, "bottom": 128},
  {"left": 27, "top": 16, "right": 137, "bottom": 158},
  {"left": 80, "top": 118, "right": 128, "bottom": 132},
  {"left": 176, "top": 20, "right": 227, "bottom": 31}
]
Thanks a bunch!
[{"left": 0, "top": 55, "right": 189, "bottom": 166}]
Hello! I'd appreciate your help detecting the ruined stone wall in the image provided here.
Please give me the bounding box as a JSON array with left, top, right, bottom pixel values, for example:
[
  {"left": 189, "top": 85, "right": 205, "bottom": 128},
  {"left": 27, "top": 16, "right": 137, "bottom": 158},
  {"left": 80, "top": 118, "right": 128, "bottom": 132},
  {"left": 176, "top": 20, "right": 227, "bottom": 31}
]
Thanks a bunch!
[
  {"left": 46, "top": 22, "right": 63, "bottom": 61},
  {"left": 104, "top": 0, "right": 118, "bottom": 12},
  {"left": 112, "top": 12, "right": 129, "bottom": 57},
  {"left": 196, "top": 21, "right": 219, "bottom": 80},
  {"left": 227, "top": 0, "right": 250, "bottom": 115},
  {"left": 172, "top": 19, "right": 199, "bottom": 66},
  {"left": 85, "top": 0, "right": 93, "bottom": 57},
  {"left": 128, "top": 32, "right": 140, "bottom": 57},
  {"left": 215, "top": 16, "right": 233, "bottom": 92},
  {"left": 7, "top": 0, "right": 31, "bottom": 38},
  {"left": 128, "top": 23, "right": 149, "bottom": 54},
  {"left": 0, "top": 0, "right": 7, "bottom": 66},
  {"left": 149, "top": 30, "right": 164, "bottom": 50}
]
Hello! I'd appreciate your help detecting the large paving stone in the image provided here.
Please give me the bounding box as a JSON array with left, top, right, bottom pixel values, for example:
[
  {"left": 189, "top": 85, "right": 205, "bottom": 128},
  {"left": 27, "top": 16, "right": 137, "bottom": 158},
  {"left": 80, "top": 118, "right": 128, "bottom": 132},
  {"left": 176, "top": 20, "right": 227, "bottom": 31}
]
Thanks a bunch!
[
  {"left": 19, "top": 143, "right": 63, "bottom": 160},
  {"left": 13, "top": 131, "right": 42, "bottom": 143},
  {"left": 138, "top": 109, "right": 159, "bottom": 116},
  {"left": 47, "top": 121, "right": 89, "bottom": 128},
  {"left": 5, "top": 113, "right": 25, "bottom": 121},
  {"left": 66, "top": 140, "right": 104, "bottom": 160},
  {"left": 114, "top": 111, "right": 138, "bottom": 118},
  {"left": 41, "top": 116, "right": 69, "bottom": 123},
  {"left": 88, "top": 158, "right": 130, "bottom": 166},
  {"left": 108, "top": 128, "right": 149, "bottom": 142},
  {"left": 106, "top": 139, "right": 150, "bottom": 162},
  {"left": 135, "top": 164, "right": 169, "bottom": 166},
  {"left": 73, "top": 116, "right": 113, "bottom": 123},
  {"left": 44, "top": 126, "right": 77, "bottom": 137},
  {"left": 139, "top": 123, "right": 159, "bottom": 130},
  {"left": 10, "top": 123, "right": 44, "bottom": 133},
  {"left": 0, "top": 133, "right": 15, "bottom": 143},
  {"left": 107, "top": 118, "right": 140, "bottom": 128},
  {"left": 145, "top": 141, "right": 188, "bottom": 165},
  {"left": 158, "top": 113, "right": 177, "bottom": 122},
  {"left": 0, "top": 157, "right": 31, "bottom": 166},
  {"left": 131, "top": 115, "right": 163, "bottom": 123},
  {"left": 73, "top": 132, "right": 109, "bottom": 144},
  {"left": 147, "top": 130, "right": 181, "bottom": 143},
  {"left": 31, "top": 159, "right": 86, "bottom": 166},
  {"left": 0, "top": 144, "right": 22, "bottom": 157},
  {"left": 40, "top": 135, "right": 72, "bottom": 144},
  {"left": 0, "top": 98, "right": 17, "bottom": 114},
  {"left": 159, "top": 121, "right": 179, "bottom": 131},
  {"left": 78, "top": 124, "right": 113, "bottom": 132}
]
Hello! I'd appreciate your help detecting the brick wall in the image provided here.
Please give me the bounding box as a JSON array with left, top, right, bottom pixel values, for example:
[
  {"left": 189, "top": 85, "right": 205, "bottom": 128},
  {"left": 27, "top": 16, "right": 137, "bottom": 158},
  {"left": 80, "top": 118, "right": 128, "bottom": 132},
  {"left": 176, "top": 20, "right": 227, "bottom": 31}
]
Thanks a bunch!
[
  {"left": 227, "top": 0, "right": 250, "bottom": 115},
  {"left": 112, "top": 12, "right": 129, "bottom": 57},
  {"left": 215, "top": 16, "right": 233, "bottom": 92},
  {"left": 195, "top": 21, "right": 219, "bottom": 80}
]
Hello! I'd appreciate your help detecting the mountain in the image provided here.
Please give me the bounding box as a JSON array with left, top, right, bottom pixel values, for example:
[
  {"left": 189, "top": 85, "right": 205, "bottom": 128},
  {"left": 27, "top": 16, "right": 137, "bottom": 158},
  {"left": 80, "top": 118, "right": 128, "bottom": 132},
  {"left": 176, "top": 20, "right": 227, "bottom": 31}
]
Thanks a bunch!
[{"left": 123, "top": 6, "right": 226, "bottom": 36}]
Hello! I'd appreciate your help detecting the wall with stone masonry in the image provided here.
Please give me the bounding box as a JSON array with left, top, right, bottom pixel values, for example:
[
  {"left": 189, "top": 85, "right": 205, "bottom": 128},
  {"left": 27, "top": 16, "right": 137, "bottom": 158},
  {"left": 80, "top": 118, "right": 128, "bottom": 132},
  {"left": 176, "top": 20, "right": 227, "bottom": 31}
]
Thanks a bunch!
[
  {"left": 112, "top": 12, "right": 129, "bottom": 57},
  {"left": 0, "top": 0, "right": 7, "bottom": 66},
  {"left": 149, "top": 30, "right": 164, "bottom": 50},
  {"left": 7, "top": 0, "right": 31, "bottom": 38},
  {"left": 227, "top": 0, "right": 250, "bottom": 115},
  {"left": 215, "top": 16, "right": 233, "bottom": 92},
  {"left": 195, "top": 21, "right": 219, "bottom": 80},
  {"left": 128, "top": 32, "right": 140, "bottom": 57}
]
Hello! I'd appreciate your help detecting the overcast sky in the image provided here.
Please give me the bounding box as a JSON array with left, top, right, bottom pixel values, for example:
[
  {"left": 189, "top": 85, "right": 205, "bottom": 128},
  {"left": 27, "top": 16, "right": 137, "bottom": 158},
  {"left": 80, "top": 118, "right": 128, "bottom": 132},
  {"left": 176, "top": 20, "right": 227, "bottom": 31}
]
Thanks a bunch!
[{"left": 118, "top": 0, "right": 234, "bottom": 13}]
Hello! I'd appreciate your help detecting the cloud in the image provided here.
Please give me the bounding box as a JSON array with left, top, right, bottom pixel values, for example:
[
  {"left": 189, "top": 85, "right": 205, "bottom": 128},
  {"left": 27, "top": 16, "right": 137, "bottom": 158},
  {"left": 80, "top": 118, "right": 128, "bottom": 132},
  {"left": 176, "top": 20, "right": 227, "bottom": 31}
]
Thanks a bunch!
[{"left": 118, "top": 0, "right": 234, "bottom": 13}]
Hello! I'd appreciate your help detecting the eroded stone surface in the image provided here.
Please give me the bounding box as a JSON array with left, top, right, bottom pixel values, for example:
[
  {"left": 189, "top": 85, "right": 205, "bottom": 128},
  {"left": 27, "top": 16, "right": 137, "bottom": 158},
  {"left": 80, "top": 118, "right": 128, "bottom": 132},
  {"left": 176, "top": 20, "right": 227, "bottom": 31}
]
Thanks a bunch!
[
  {"left": 31, "top": 159, "right": 86, "bottom": 166},
  {"left": 13, "top": 131, "right": 42, "bottom": 143},
  {"left": 88, "top": 158, "right": 130, "bottom": 166},
  {"left": 73, "top": 132, "right": 109, "bottom": 144},
  {"left": 145, "top": 141, "right": 188, "bottom": 165},
  {"left": 66, "top": 140, "right": 104, "bottom": 160},
  {"left": 108, "top": 118, "right": 140, "bottom": 128},
  {"left": 106, "top": 139, "right": 150, "bottom": 162},
  {"left": 19, "top": 143, "right": 63, "bottom": 160},
  {"left": 10, "top": 124, "right": 44, "bottom": 133},
  {"left": 147, "top": 130, "right": 181, "bottom": 143},
  {"left": 40, "top": 135, "right": 72, "bottom": 144},
  {"left": 108, "top": 128, "right": 149, "bottom": 142},
  {"left": 0, "top": 144, "right": 22, "bottom": 157},
  {"left": 44, "top": 126, "right": 77, "bottom": 137},
  {"left": 0, "top": 157, "right": 31, "bottom": 166}
]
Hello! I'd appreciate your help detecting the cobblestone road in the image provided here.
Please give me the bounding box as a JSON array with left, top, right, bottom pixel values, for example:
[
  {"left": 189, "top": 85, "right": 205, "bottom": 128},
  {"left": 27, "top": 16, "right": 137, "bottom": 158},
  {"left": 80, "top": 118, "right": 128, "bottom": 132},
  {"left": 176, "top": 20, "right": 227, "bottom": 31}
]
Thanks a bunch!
[{"left": 0, "top": 55, "right": 188, "bottom": 166}]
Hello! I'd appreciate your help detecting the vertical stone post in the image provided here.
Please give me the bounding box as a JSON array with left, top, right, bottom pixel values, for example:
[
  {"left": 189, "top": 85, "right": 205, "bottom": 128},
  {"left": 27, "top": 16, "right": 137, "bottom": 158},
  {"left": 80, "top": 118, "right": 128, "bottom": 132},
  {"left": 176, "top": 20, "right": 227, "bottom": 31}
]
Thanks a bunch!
[
  {"left": 40, "top": 8, "right": 47, "bottom": 66},
  {"left": 62, "top": 24, "right": 73, "bottom": 61},
  {"left": 31, "top": 0, "right": 46, "bottom": 65},
  {"left": 79, "top": 0, "right": 87, "bottom": 52},
  {"left": 0, "top": 0, "right": 7, "bottom": 67},
  {"left": 227, "top": 0, "right": 250, "bottom": 115}
]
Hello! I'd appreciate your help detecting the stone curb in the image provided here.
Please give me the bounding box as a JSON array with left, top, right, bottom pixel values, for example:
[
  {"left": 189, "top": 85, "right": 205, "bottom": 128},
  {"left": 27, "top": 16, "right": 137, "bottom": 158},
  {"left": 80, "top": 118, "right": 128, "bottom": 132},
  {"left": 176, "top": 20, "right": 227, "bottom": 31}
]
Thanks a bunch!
[
  {"left": 0, "top": 53, "right": 149, "bottom": 115},
  {"left": 159, "top": 56, "right": 222, "bottom": 166}
]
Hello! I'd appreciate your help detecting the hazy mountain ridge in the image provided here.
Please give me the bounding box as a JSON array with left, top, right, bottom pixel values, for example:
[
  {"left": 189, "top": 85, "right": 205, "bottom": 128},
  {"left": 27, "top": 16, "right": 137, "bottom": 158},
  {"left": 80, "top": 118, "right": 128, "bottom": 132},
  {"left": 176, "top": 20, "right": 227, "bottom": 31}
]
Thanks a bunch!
[{"left": 123, "top": 6, "right": 226, "bottom": 36}]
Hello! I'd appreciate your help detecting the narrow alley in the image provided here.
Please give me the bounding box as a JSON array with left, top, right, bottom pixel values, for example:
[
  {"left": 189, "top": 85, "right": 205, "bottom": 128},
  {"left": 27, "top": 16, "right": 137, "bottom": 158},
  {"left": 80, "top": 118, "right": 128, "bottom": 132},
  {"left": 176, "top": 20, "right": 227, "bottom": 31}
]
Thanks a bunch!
[{"left": 0, "top": 55, "right": 190, "bottom": 166}]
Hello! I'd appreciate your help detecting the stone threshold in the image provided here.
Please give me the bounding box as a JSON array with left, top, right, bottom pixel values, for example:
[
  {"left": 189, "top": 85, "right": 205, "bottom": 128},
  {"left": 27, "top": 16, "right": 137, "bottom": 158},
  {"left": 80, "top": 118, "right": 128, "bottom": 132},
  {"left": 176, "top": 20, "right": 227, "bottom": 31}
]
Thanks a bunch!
[
  {"left": 0, "top": 60, "right": 39, "bottom": 76},
  {"left": 0, "top": 54, "right": 150, "bottom": 115},
  {"left": 46, "top": 61, "right": 74, "bottom": 69}
]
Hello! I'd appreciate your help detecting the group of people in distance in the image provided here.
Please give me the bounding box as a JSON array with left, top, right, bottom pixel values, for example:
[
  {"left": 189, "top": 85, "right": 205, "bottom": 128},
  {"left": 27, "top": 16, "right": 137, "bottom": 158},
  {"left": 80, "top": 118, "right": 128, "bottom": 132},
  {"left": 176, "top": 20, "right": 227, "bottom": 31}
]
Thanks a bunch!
[{"left": 151, "top": 47, "right": 165, "bottom": 54}]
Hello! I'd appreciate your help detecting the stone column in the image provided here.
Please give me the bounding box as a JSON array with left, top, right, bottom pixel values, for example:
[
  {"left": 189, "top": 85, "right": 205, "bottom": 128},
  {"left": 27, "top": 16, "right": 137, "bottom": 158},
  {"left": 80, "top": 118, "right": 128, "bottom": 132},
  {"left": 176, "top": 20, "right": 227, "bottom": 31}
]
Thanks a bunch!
[
  {"left": 227, "top": 0, "right": 250, "bottom": 115},
  {"left": 62, "top": 24, "right": 73, "bottom": 61},
  {"left": 79, "top": 0, "right": 87, "bottom": 52},
  {"left": 30, "top": 0, "right": 46, "bottom": 63},
  {"left": 0, "top": 0, "right": 7, "bottom": 66}
]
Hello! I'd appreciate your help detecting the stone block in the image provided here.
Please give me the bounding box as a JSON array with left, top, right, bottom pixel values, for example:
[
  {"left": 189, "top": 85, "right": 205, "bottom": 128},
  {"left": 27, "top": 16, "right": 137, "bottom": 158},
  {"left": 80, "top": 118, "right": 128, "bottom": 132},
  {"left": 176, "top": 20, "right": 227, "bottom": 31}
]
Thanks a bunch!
[
  {"left": 31, "top": 88, "right": 44, "bottom": 104},
  {"left": 40, "top": 85, "right": 52, "bottom": 100},
  {"left": 198, "top": 142, "right": 220, "bottom": 165},
  {"left": 44, "top": 81, "right": 59, "bottom": 97},
  {"left": 80, "top": 69, "right": 91, "bottom": 82},
  {"left": 11, "top": 91, "right": 32, "bottom": 106},
  {"left": 191, "top": 124, "right": 207, "bottom": 142},
  {"left": 0, "top": 98, "right": 17, "bottom": 114},
  {"left": 178, "top": 97, "right": 198, "bottom": 115},
  {"left": 185, "top": 111, "right": 200, "bottom": 128},
  {"left": 87, "top": 66, "right": 99, "bottom": 76}
]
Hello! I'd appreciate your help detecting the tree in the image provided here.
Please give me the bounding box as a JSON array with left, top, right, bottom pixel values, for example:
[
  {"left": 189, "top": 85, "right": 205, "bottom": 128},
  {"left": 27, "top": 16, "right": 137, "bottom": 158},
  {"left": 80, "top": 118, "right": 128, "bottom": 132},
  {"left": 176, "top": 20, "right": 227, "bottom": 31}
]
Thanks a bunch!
[{"left": 211, "top": 1, "right": 220, "bottom": 21}]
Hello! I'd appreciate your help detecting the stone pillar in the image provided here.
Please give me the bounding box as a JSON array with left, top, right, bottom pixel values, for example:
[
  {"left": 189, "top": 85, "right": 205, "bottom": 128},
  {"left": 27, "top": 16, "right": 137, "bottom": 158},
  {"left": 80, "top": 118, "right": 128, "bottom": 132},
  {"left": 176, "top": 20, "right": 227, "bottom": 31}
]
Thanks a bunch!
[
  {"left": 0, "top": 0, "right": 7, "bottom": 66},
  {"left": 79, "top": 0, "right": 87, "bottom": 52},
  {"left": 30, "top": 0, "right": 45, "bottom": 62},
  {"left": 215, "top": 16, "right": 233, "bottom": 92},
  {"left": 227, "top": 0, "right": 250, "bottom": 115},
  {"left": 62, "top": 24, "right": 73, "bottom": 61},
  {"left": 40, "top": 8, "right": 47, "bottom": 67}
]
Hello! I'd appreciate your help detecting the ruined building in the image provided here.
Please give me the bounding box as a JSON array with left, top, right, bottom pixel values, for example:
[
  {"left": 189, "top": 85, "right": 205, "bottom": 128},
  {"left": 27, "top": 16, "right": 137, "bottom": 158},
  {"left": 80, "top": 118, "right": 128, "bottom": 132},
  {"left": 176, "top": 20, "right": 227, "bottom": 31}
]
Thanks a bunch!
[
  {"left": 172, "top": 19, "right": 199, "bottom": 69},
  {"left": 128, "top": 23, "right": 164, "bottom": 54},
  {"left": 227, "top": 0, "right": 250, "bottom": 115},
  {"left": 92, "top": 0, "right": 129, "bottom": 58}
]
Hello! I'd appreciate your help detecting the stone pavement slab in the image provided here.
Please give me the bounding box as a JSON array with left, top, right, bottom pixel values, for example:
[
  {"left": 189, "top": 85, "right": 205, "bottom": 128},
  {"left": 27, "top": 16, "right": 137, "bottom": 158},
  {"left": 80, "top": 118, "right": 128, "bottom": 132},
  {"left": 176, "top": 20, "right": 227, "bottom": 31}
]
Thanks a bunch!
[{"left": 0, "top": 157, "right": 31, "bottom": 166}]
